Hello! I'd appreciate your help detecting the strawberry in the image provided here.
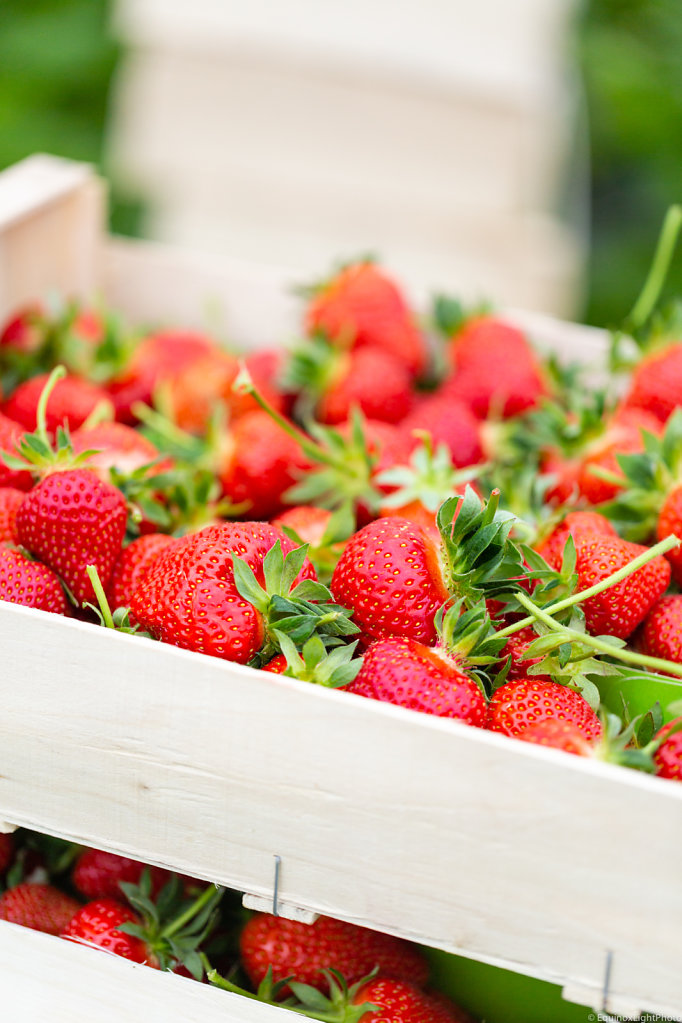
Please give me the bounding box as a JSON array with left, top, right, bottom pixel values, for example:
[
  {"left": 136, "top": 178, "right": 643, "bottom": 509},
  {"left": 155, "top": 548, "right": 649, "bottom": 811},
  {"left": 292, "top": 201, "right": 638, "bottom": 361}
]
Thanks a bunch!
[
  {"left": 640, "top": 595, "right": 682, "bottom": 666},
  {"left": 653, "top": 719, "right": 682, "bottom": 781},
  {"left": 657, "top": 484, "right": 682, "bottom": 584},
  {"left": 3, "top": 372, "right": 113, "bottom": 434},
  {"left": 574, "top": 407, "right": 662, "bottom": 505},
  {"left": 70, "top": 421, "right": 170, "bottom": 480},
  {"left": 272, "top": 506, "right": 333, "bottom": 548},
  {"left": 623, "top": 341, "right": 682, "bottom": 424},
  {"left": 352, "top": 978, "right": 475, "bottom": 1023},
  {"left": 62, "top": 897, "right": 158, "bottom": 966},
  {"left": 0, "top": 883, "right": 82, "bottom": 935},
  {"left": 239, "top": 913, "right": 429, "bottom": 995},
  {"left": 16, "top": 468, "right": 128, "bottom": 606},
  {"left": 304, "top": 261, "right": 427, "bottom": 378},
  {"left": 0, "top": 487, "right": 23, "bottom": 542},
  {"left": 515, "top": 718, "right": 599, "bottom": 756},
  {"left": 573, "top": 534, "right": 670, "bottom": 640},
  {"left": 443, "top": 316, "right": 546, "bottom": 419},
  {"left": 398, "top": 394, "right": 483, "bottom": 470},
  {"left": 499, "top": 624, "right": 548, "bottom": 681},
  {"left": 347, "top": 635, "right": 487, "bottom": 725},
  {"left": 0, "top": 304, "right": 45, "bottom": 354},
  {"left": 72, "top": 848, "right": 171, "bottom": 901},
  {"left": 128, "top": 523, "right": 351, "bottom": 665},
  {"left": 0, "top": 412, "right": 33, "bottom": 490},
  {"left": 487, "top": 677, "right": 602, "bottom": 741},
  {"left": 0, "top": 543, "right": 70, "bottom": 614},
  {"left": 534, "top": 510, "right": 617, "bottom": 569},
  {"left": 106, "top": 533, "right": 177, "bottom": 612},
  {"left": 0, "top": 832, "right": 14, "bottom": 875}
]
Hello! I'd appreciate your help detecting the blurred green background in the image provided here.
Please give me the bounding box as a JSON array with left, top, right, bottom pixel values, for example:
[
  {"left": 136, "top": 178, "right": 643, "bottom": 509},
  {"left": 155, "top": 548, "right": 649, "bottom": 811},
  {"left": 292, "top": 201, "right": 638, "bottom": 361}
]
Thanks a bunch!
[{"left": 0, "top": 0, "right": 680, "bottom": 327}]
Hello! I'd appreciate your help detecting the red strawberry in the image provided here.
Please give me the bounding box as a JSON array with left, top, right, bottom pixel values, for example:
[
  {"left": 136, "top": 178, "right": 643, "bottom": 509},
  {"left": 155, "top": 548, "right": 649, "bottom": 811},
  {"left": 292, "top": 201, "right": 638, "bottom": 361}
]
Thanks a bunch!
[
  {"left": 61, "top": 897, "right": 157, "bottom": 966},
  {"left": 316, "top": 346, "right": 414, "bottom": 426},
  {"left": 130, "top": 522, "right": 316, "bottom": 663},
  {"left": 3, "top": 372, "right": 113, "bottom": 434},
  {"left": 16, "top": 468, "right": 128, "bottom": 605},
  {"left": 640, "top": 595, "right": 682, "bottom": 666},
  {"left": 444, "top": 317, "right": 546, "bottom": 419},
  {"left": 653, "top": 719, "right": 682, "bottom": 781},
  {"left": 272, "top": 506, "right": 333, "bottom": 547},
  {"left": 330, "top": 517, "right": 450, "bottom": 646},
  {"left": 574, "top": 535, "right": 670, "bottom": 640},
  {"left": 348, "top": 636, "right": 487, "bottom": 725},
  {"left": 499, "top": 624, "right": 548, "bottom": 681},
  {"left": 516, "top": 718, "right": 598, "bottom": 756},
  {"left": 218, "top": 410, "right": 312, "bottom": 521},
  {"left": 71, "top": 421, "right": 170, "bottom": 480},
  {"left": 574, "top": 407, "right": 662, "bottom": 505},
  {"left": 534, "top": 510, "right": 617, "bottom": 569},
  {"left": 0, "top": 487, "right": 23, "bottom": 542},
  {"left": 0, "top": 543, "right": 70, "bottom": 614},
  {"left": 656, "top": 484, "right": 682, "bottom": 585},
  {"left": 0, "top": 883, "right": 82, "bottom": 935},
  {"left": 240, "top": 913, "right": 429, "bottom": 995},
  {"left": 487, "top": 677, "right": 602, "bottom": 741},
  {"left": 0, "top": 832, "right": 14, "bottom": 875},
  {"left": 623, "top": 342, "right": 682, "bottom": 424},
  {"left": 352, "top": 978, "right": 475, "bottom": 1023},
  {"left": 106, "top": 533, "right": 177, "bottom": 612},
  {"left": 0, "top": 304, "right": 45, "bottom": 354},
  {"left": 72, "top": 848, "right": 171, "bottom": 901},
  {"left": 305, "top": 262, "right": 427, "bottom": 378},
  {"left": 398, "top": 394, "right": 483, "bottom": 469},
  {"left": 0, "top": 412, "right": 33, "bottom": 491}
]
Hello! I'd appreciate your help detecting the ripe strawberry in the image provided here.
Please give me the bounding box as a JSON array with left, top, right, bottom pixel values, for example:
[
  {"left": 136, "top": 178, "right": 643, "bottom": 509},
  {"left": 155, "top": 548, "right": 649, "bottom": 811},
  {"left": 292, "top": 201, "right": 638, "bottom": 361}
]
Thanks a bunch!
[
  {"left": 574, "top": 407, "right": 662, "bottom": 505},
  {"left": 574, "top": 535, "right": 670, "bottom": 639},
  {"left": 330, "top": 517, "right": 450, "bottom": 645},
  {"left": 499, "top": 624, "right": 548, "bottom": 681},
  {"left": 534, "top": 510, "right": 617, "bottom": 569},
  {"left": 62, "top": 897, "right": 157, "bottom": 966},
  {"left": 106, "top": 533, "right": 177, "bottom": 612},
  {"left": 487, "top": 677, "right": 602, "bottom": 741},
  {"left": 3, "top": 372, "right": 113, "bottom": 434},
  {"left": 398, "top": 394, "right": 483, "bottom": 470},
  {"left": 72, "top": 848, "right": 171, "bottom": 901},
  {"left": 272, "top": 506, "right": 333, "bottom": 548},
  {"left": 240, "top": 913, "right": 429, "bottom": 995},
  {"left": 653, "top": 719, "right": 682, "bottom": 781},
  {"left": 305, "top": 262, "right": 427, "bottom": 378},
  {"left": 0, "top": 543, "right": 70, "bottom": 614},
  {"left": 0, "top": 304, "right": 45, "bottom": 354},
  {"left": 16, "top": 468, "right": 128, "bottom": 606},
  {"left": 129, "top": 523, "right": 323, "bottom": 664},
  {"left": 0, "top": 487, "right": 23, "bottom": 542},
  {"left": 218, "top": 409, "right": 312, "bottom": 520},
  {"left": 623, "top": 342, "right": 682, "bottom": 424},
  {"left": 640, "top": 595, "right": 682, "bottom": 666},
  {"left": 516, "top": 718, "right": 598, "bottom": 756},
  {"left": 0, "top": 883, "right": 82, "bottom": 935},
  {"left": 71, "top": 421, "right": 170, "bottom": 480},
  {"left": 352, "top": 978, "right": 475, "bottom": 1023},
  {"left": 107, "top": 329, "right": 216, "bottom": 423},
  {"left": 0, "top": 832, "right": 14, "bottom": 875},
  {"left": 0, "top": 412, "right": 33, "bottom": 490},
  {"left": 656, "top": 485, "right": 682, "bottom": 585},
  {"left": 444, "top": 317, "right": 546, "bottom": 419},
  {"left": 348, "top": 636, "right": 487, "bottom": 725}
]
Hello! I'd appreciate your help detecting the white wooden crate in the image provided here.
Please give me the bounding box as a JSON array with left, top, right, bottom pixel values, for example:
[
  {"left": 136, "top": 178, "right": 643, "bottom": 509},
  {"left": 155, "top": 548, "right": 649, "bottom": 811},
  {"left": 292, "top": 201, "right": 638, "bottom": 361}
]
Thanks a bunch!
[{"left": 0, "top": 156, "right": 681, "bottom": 1022}]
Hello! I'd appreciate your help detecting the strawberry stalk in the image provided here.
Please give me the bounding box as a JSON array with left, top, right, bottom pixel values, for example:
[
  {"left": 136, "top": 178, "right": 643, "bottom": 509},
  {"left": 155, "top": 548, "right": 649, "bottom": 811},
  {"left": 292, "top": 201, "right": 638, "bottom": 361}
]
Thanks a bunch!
[
  {"left": 627, "top": 204, "right": 682, "bottom": 333},
  {"left": 515, "top": 591, "right": 682, "bottom": 679},
  {"left": 496, "top": 533, "right": 681, "bottom": 641}
]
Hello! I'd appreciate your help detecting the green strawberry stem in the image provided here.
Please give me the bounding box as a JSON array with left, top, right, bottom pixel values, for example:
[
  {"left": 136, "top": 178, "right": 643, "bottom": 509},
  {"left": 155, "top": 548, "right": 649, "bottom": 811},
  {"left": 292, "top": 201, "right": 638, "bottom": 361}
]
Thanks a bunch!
[
  {"left": 515, "top": 591, "right": 682, "bottom": 679},
  {"left": 233, "top": 366, "right": 343, "bottom": 471},
  {"left": 160, "top": 882, "right": 220, "bottom": 940},
  {"left": 35, "top": 364, "right": 67, "bottom": 443},
  {"left": 627, "top": 204, "right": 682, "bottom": 332},
  {"left": 85, "top": 564, "right": 116, "bottom": 628},
  {"left": 495, "top": 534, "right": 680, "bottom": 641}
]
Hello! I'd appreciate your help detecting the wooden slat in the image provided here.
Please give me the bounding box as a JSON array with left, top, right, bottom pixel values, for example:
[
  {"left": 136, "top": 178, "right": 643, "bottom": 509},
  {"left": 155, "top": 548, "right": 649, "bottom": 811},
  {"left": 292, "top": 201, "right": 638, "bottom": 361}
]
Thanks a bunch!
[{"left": 1, "top": 601, "right": 681, "bottom": 1018}]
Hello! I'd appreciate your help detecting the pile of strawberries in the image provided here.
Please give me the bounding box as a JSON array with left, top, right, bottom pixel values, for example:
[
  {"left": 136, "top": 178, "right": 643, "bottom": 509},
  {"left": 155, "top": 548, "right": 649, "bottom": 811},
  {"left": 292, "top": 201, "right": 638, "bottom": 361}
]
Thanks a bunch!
[
  {"left": 0, "top": 827, "right": 474, "bottom": 1021},
  {"left": 1, "top": 257, "right": 682, "bottom": 791}
]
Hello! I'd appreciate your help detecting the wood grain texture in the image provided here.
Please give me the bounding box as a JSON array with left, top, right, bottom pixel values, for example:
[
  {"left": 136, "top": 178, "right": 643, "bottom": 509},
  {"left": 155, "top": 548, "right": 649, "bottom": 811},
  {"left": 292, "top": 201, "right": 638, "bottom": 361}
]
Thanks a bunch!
[{"left": 1, "top": 601, "right": 681, "bottom": 1017}]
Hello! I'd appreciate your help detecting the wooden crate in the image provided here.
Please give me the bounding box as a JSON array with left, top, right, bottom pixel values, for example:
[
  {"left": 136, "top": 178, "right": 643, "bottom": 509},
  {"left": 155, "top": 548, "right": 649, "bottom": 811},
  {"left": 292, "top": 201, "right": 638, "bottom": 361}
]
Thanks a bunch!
[{"left": 1, "top": 155, "right": 681, "bottom": 1022}]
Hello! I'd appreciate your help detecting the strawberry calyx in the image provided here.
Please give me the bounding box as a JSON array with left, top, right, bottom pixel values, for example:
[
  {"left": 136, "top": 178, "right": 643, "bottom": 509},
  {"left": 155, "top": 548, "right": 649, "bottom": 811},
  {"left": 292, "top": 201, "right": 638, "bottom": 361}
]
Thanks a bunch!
[
  {"left": 376, "top": 436, "right": 485, "bottom": 515},
  {"left": 232, "top": 541, "right": 360, "bottom": 667},
  {"left": 437, "top": 487, "right": 527, "bottom": 607},
  {"left": 267, "top": 632, "right": 363, "bottom": 689},
  {"left": 281, "top": 333, "right": 350, "bottom": 420},
  {"left": 116, "top": 870, "right": 224, "bottom": 979},
  {"left": 207, "top": 964, "right": 380, "bottom": 1023}
]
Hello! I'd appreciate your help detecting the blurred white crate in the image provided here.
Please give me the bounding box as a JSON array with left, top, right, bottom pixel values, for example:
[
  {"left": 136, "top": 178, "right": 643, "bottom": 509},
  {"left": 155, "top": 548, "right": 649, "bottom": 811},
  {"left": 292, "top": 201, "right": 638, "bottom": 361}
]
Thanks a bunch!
[
  {"left": 0, "top": 156, "right": 681, "bottom": 1022},
  {"left": 107, "top": 0, "right": 587, "bottom": 317}
]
